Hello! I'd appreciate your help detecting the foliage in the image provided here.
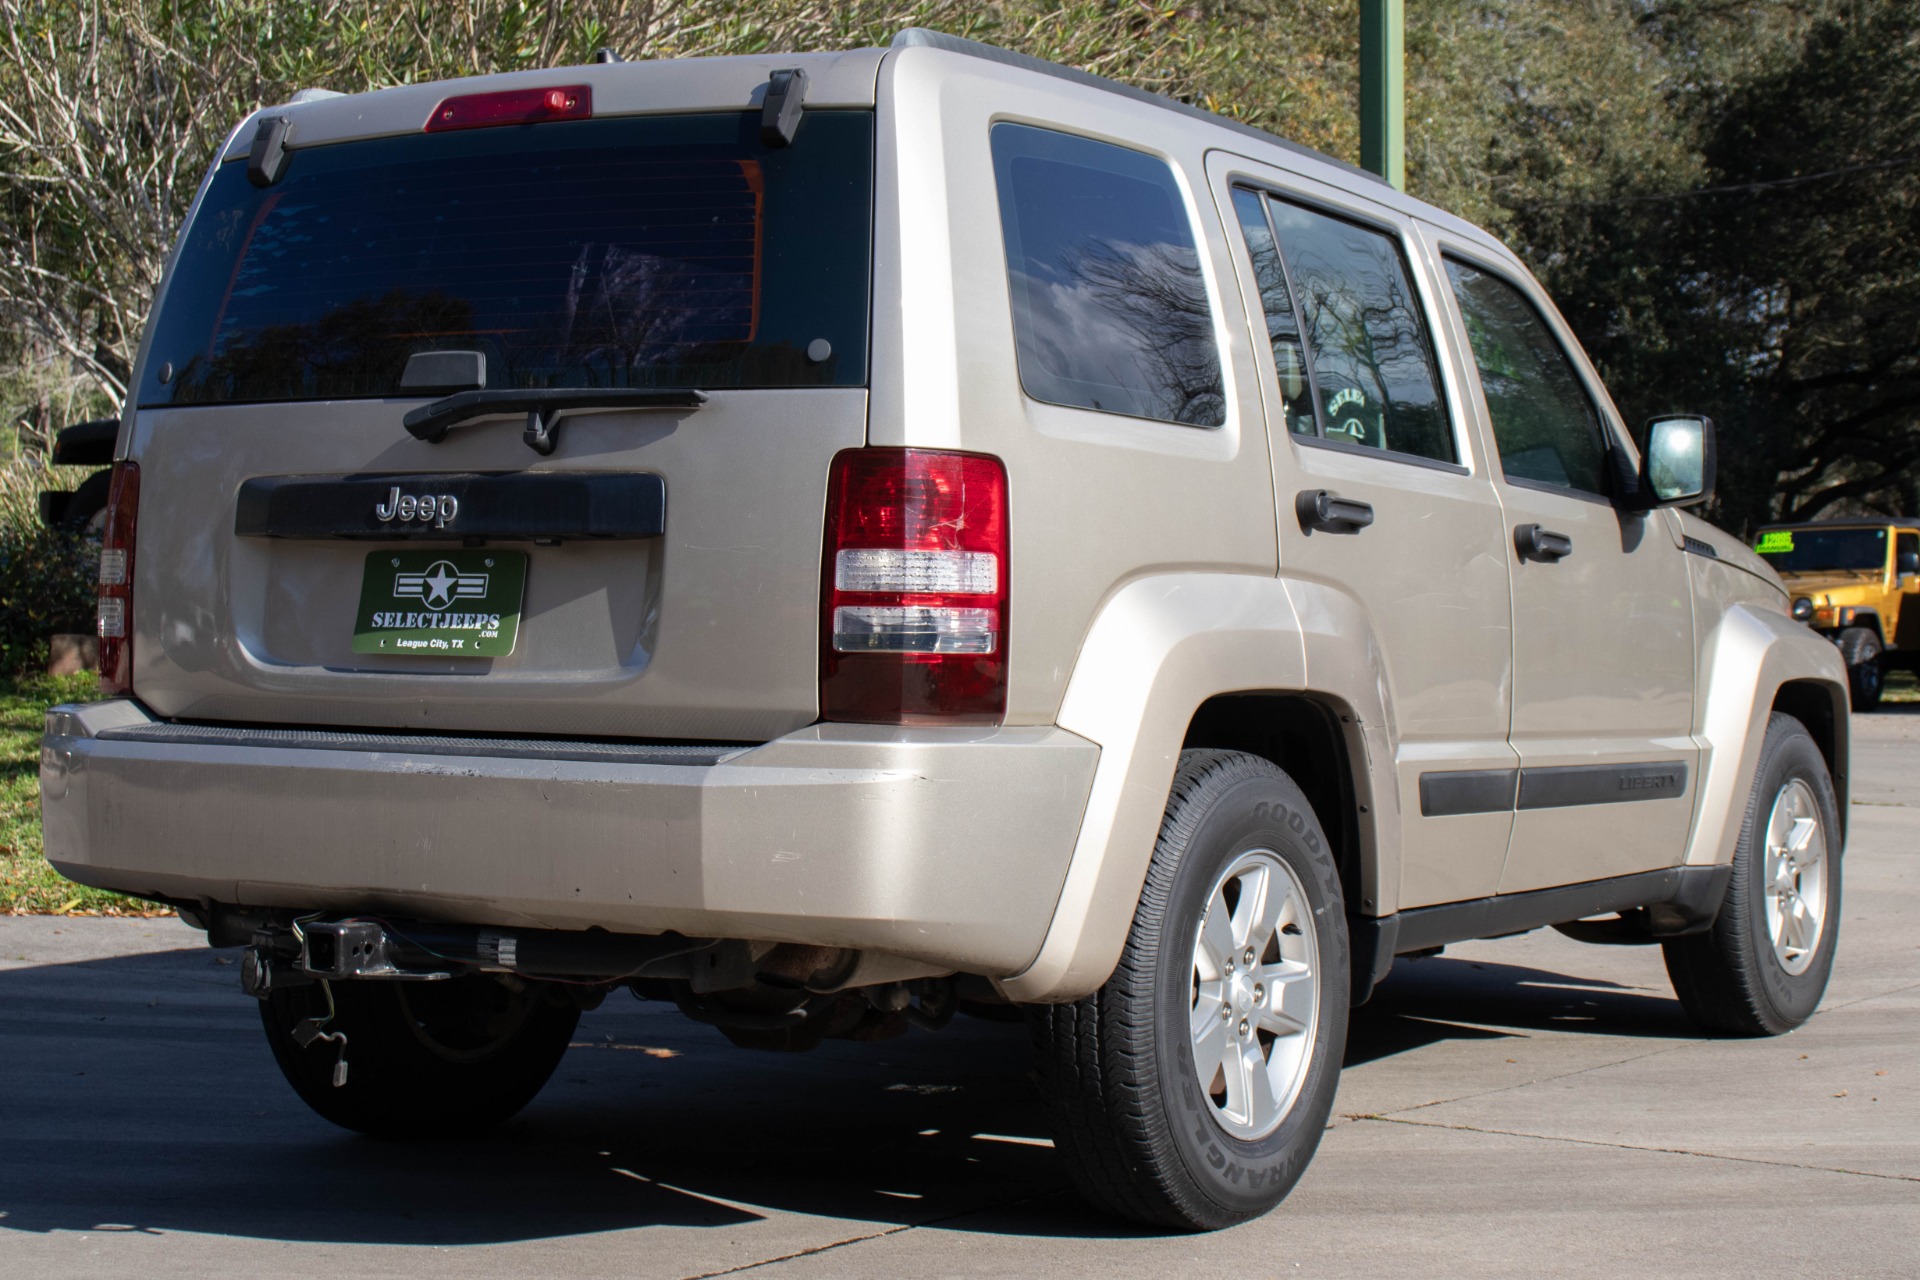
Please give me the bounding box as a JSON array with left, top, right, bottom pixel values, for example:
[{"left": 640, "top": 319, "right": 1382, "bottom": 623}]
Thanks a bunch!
[
  {"left": 0, "top": 0, "right": 1339, "bottom": 407},
  {"left": 1, "top": 669, "right": 163, "bottom": 914},
  {"left": 0, "top": 0, "right": 1912, "bottom": 537},
  {"left": 1413, "top": 0, "right": 1920, "bottom": 534},
  {"left": 0, "top": 513, "right": 97, "bottom": 675}
]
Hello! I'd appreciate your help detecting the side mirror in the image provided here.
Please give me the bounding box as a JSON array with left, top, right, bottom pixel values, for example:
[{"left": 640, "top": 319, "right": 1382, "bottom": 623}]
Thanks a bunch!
[
  {"left": 1899, "top": 549, "right": 1920, "bottom": 577},
  {"left": 1642, "top": 415, "right": 1715, "bottom": 507}
]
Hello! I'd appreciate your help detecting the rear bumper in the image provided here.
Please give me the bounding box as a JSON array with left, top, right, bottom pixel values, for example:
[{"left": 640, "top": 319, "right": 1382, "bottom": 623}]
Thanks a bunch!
[{"left": 40, "top": 700, "right": 1099, "bottom": 976}]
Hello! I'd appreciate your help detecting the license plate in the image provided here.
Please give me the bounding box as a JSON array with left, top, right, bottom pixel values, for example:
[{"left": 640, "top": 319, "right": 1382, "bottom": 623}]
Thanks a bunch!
[{"left": 353, "top": 550, "right": 526, "bottom": 657}]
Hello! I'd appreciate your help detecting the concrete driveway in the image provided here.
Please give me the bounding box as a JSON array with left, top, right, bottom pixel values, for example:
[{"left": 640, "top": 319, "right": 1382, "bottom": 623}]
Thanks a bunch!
[{"left": 3, "top": 716, "right": 1915, "bottom": 1277}]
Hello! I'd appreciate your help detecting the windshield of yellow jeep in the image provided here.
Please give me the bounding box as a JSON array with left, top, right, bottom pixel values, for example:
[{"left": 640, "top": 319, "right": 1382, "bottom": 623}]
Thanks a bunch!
[{"left": 1756, "top": 527, "right": 1890, "bottom": 574}]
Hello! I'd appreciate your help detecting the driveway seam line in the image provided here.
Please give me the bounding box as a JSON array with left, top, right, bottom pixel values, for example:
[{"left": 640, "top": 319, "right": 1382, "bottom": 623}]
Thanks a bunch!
[
  {"left": 677, "top": 1193, "right": 1062, "bottom": 1278},
  {"left": 678, "top": 1225, "right": 917, "bottom": 1279},
  {"left": 1363, "top": 1115, "right": 1920, "bottom": 1183},
  {"left": 1371, "top": 1037, "right": 1706, "bottom": 1118},
  {"left": 1363, "top": 979, "right": 1920, "bottom": 1122}
]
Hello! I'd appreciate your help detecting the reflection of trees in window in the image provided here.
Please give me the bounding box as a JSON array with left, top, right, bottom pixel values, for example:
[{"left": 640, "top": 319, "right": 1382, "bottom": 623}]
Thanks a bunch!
[
  {"left": 1289, "top": 249, "right": 1441, "bottom": 457},
  {"left": 552, "top": 242, "right": 754, "bottom": 384},
  {"left": 170, "top": 289, "right": 475, "bottom": 404},
  {"left": 1445, "top": 260, "right": 1606, "bottom": 493},
  {"left": 1054, "top": 236, "right": 1225, "bottom": 426}
]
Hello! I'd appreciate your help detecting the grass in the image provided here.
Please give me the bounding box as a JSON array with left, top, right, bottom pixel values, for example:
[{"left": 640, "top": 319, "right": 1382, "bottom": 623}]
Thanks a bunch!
[
  {"left": 1882, "top": 667, "right": 1920, "bottom": 704},
  {"left": 1, "top": 670, "right": 171, "bottom": 916}
]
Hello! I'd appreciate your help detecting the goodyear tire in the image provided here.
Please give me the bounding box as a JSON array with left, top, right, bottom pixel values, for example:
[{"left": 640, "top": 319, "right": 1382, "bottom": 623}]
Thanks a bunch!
[
  {"left": 1838, "top": 627, "right": 1883, "bottom": 710},
  {"left": 261, "top": 974, "right": 578, "bottom": 1138},
  {"left": 1030, "top": 750, "right": 1349, "bottom": 1230},
  {"left": 1663, "top": 714, "right": 1842, "bottom": 1035}
]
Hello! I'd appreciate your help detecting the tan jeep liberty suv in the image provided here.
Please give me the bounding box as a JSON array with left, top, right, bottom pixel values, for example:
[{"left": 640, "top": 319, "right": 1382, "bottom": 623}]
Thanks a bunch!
[{"left": 40, "top": 30, "right": 1849, "bottom": 1230}]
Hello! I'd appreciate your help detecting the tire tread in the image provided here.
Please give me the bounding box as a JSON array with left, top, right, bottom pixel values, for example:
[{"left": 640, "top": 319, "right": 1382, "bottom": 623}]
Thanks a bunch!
[{"left": 1031, "top": 749, "right": 1340, "bottom": 1230}]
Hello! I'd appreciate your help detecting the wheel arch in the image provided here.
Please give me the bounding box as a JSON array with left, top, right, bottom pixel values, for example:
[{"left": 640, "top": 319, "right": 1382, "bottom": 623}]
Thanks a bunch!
[
  {"left": 997, "top": 572, "right": 1397, "bottom": 1004},
  {"left": 1687, "top": 603, "right": 1851, "bottom": 869},
  {"left": 1771, "top": 678, "right": 1850, "bottom": 838},
  {"left": 1845, "top": 611, "right": 1886, "bottom": 646},
  {"left": 1182, "top": 693, "right": 1369, "bottom": 919}
]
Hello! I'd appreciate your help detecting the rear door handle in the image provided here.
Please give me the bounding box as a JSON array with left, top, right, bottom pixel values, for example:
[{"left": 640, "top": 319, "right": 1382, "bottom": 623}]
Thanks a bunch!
[
  {"left": 1515, "top": 523, "right": 1573, "bottom": 561},
  {"left": 1296, "top": 489, "right": 1375, "bottom": 534}
]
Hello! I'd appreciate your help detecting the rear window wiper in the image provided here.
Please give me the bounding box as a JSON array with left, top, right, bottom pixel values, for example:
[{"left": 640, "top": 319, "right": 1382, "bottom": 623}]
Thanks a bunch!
[
  {"left": 404, "top": 387, "right": 708, "bottom": 455},
  {"left": 397, "top": 352, "right": 706, "bottom": 454}
]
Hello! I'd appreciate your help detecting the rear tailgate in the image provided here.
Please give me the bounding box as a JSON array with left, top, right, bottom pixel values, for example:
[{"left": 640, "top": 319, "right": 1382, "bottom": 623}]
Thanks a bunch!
[
  {"left": 122, "top": 56, "right": 880, "bottom": 741},
  {"left": 131, "top": 392, "right": 861, "bottom": 739}
]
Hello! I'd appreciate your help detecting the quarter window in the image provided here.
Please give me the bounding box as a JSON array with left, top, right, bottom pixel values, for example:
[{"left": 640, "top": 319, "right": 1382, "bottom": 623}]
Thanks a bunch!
[
  {"left": 1444, "top": 259, "right": 1610, "bottom": 496},
  {"left": 1228, "top": 189, "right": 1315, "bottom": 438},
  {"left": 991, "top": 124, "right": 1225, "bottom": 427},
  {"left": 1231, "top": 190, "right": 1455, "bottom": 464}
]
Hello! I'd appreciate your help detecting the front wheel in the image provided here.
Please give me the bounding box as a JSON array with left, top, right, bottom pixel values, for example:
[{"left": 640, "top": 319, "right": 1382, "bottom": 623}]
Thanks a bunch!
[
  {"left": 1663, "top": 713, "right": 1841, "bottom": 1035},
  {"left": 1838, "top": 627, "right": 1883, "bottom": 710},
  {"left": 261, "top": 974, "right": 579, "bottom": 1137},
  {"left": 1030, "top": 750, "right": 1349, "bottom": 1230}
]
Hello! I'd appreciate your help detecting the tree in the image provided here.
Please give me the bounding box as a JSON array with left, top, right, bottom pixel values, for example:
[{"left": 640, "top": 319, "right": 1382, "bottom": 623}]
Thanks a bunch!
[{"left": 1408, "top": 0, "right": 1920, "bottom": 533}]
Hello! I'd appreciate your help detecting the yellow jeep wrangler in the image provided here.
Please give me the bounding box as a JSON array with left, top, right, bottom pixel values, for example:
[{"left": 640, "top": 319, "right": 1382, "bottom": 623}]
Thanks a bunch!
[{"left": 1756, "top": 519, "right": 1920, "bottom": 709}]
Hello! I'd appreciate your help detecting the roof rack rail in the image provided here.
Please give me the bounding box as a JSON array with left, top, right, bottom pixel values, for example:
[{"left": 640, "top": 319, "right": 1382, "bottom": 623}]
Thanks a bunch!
[{"left": 888, "top": 28, "right": 1383, "bottom": 186}]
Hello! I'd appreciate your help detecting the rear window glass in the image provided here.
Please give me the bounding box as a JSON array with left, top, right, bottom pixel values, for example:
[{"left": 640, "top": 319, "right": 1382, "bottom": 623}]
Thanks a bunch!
[
  {"left": 139, "top": 111, "right": 873, "bottom": 407},
  {"left": 991, "top": 123, "right": 1225, "bottom": 427}
]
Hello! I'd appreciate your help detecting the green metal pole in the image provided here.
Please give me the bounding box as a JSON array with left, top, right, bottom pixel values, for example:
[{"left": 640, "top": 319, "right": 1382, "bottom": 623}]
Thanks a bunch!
[{"left": 1360, "top": 0, "right": 1405, "bottom": 190}]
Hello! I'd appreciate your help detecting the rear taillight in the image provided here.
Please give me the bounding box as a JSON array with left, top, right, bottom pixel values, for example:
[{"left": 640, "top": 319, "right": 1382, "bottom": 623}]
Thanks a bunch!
[
  {"left": 425, "top": 84, "right": 592, "bottom": 132},
  {"left": 96, "top": 461, "right": 139, "bottom": 696},
  {"left": 821, "top": 449, "right": 1009, "bottom": 724}
]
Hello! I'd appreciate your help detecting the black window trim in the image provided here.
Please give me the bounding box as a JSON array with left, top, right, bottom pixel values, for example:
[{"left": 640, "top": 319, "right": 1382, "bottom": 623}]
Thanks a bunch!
[
  {"left": 1504, "top": 472, "right": 1617, "bottom": 508},
  {"left": 1435, "top": 243, "right": 1634, "bottom": 506},
  {"left": 1226, "top": 175, "right": 1469, "bottom": 471},
  {"left": 1294, "top": 430, "right": 1471, "bottom": 476},
  {"left": 991, "top": 116, "right": 1230, "bottom": 432}
]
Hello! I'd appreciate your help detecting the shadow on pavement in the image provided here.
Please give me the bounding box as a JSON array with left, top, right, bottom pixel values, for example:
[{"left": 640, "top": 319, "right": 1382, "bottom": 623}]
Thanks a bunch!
[
  {"left": 1346, "top": 952, "right": 1695, "bottom": 1067},
  {"left": 0, "top": 944, "right": 1131, "bottom": 1247},
  {"left": 0, "top": 934, "right": 1695, "bottom": 1247}
]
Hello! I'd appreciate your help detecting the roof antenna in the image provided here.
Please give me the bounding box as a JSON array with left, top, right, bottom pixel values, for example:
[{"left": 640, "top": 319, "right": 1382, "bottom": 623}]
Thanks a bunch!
[
  {"left": 760, "top": 68, "right": 808, "bottom": 147},
  {"left": 593, "top": 47, "right": 623, "bottom": 63}
]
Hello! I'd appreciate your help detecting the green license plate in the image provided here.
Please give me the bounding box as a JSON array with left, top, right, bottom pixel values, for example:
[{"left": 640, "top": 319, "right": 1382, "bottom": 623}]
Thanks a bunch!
[{"left": 353, "top": 550, "right": 526, "bottom": 657}]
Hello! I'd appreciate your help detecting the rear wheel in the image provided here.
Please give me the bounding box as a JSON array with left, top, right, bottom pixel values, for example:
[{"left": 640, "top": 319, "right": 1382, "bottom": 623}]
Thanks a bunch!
[
  {"left": 1838, "top": 626, "right": 1883, "bottom": 710},
  {"left": 1663, "top": 714, "right": 1841, "bottom": 1035},
  {"left": 261, "top": 974, "right": 578, "bottom": 1137},
  {"left": 1030, "top": 750, "right": 1348, "bottom": 1230}
]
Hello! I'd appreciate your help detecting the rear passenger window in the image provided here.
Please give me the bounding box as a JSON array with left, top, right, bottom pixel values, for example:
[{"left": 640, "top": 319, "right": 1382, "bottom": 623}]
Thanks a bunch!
[
  {"left": 1444, "top": 258, "right": 1610, "bottom": 496},
  {"left": 991, "top": 124, "right": 1225, "bottom": 427},
  {"left": 1230, "top": 189, "right": 1454, "bottom": 464}
]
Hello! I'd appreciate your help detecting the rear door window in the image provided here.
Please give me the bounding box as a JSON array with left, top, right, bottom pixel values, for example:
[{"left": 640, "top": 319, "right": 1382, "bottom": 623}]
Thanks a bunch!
[
  {"left": 140, "top": 111, "right": 873, "bottom": 407},
  {"left": 991, "top": 123, "right": 1225, "bottom": 427},
  {"left": 1444, "top": 258, "right": 1610, "bottom": 496},
  {"left": 1249, "top": 195, "right": 1456, "bottom": 464}
]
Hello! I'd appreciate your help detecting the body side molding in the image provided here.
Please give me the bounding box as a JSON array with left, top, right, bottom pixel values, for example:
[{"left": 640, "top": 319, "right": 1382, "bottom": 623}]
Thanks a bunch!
[{"left": 1419, "top": 762, "right": 1691, "bottom": 815}]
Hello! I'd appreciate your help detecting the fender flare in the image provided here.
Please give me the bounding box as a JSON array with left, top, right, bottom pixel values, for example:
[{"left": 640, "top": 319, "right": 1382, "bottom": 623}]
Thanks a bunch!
[
  {"left": 996, "top": 572, "right": 1398, "bottom": 1003},
  {"left": 1686, "top": 602, "right": 1850, "bottom": 868}
]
